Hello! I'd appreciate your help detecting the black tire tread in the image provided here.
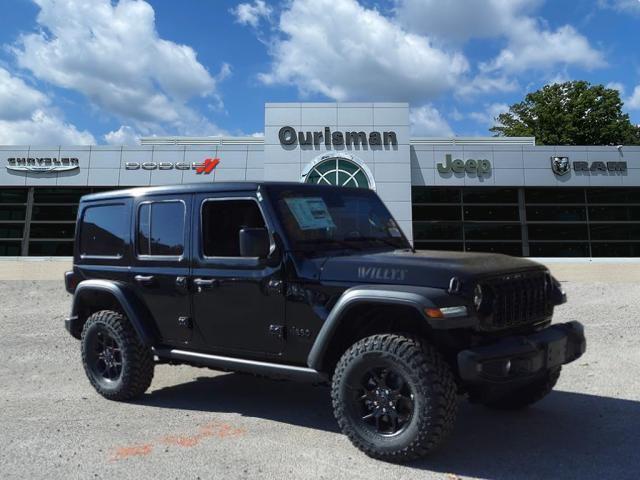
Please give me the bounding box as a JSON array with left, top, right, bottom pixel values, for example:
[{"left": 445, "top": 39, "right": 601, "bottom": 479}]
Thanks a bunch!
[
  {"left": 331, "top": 334, "right": 457, "bottom": 462},
  {"left": 81, "top": 310, "right": 154, "bottom": 401}
]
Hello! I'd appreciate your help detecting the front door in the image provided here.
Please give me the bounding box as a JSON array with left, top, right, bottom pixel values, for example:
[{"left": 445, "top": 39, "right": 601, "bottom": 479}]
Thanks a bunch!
[
  {"left": 130, "top": 194, "right": 192, "bottom": 345},
  {"left": 190, "top": 193, "right": 285, "bottom": 357}
]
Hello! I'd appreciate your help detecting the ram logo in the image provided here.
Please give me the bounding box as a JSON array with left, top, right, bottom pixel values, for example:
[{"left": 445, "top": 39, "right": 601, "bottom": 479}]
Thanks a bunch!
[{"left": 551, "top": 156, "right": 570, "bottom": 176}]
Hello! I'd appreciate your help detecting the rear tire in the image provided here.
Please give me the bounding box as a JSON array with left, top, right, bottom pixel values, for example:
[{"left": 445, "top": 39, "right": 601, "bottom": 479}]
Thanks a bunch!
[
  {"left": 81, "top": 310, "right": 154, "bottom": 401},
  {"left": 481, "top": 367, "right": 561, "bottom": 410},
  {"left": 331, "top": 334, "right": 457, "bottom": 462}
]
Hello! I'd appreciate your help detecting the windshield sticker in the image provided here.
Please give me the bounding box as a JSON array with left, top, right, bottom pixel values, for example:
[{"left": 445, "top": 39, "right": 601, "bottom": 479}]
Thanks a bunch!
[{"left": 285, "top": 197, "right": 336, "bottom": 230}]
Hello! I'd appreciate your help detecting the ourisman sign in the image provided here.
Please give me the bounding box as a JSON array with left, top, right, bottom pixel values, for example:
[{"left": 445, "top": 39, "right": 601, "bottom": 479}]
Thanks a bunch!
[{"left": 279, "top": 126, "right": 398, "bottom": 147}]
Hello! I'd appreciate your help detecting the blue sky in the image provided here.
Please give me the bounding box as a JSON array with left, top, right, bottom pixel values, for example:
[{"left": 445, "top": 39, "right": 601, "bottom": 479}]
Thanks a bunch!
[{"left": 0, "top": 0, "right": 638, "bottom": 144}]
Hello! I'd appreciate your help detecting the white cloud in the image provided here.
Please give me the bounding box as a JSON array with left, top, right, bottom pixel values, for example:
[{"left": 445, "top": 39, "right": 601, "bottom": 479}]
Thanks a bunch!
[
  {"left": 607, "top": 82, "right": 626, "bottom": 96},
  {"left": 483, "top": 21, "right": 605, "bottom": 73},
  {"left": 456, "top": 74, "right": 519, "bottom": 97},
  {"left": 0, "top": 110, "right": 95, "bottom": 144},
  {"left": 0, "top": 66, "right": 95, "bottom": 144},
  {"left": 104, "top": 125, "right": 139, "bottom": 145},
  {"left": 396, "top": 0, "right": 604, "bottom": 80},
  {"left": 410, "top": 105, "right": 454, "bottom": 136},
  {"left": 395, "top": 0, "right": 539, "bottom": 43},
  {"left": 468, "top": 103, "right": 509, "bottom": 126},
  {"left": 0, "top": 68, "right": 49, "bottom": 120},
  {"left": 627, "top": 85, "right": 640, "bottom": 110},
  {"left": 258, "top": 0, "right": 468, "bottom": 101},
  {"left": 231, "top": 0, "right": 272, "bottom": 27},
  {"left": 599, "top": 0, "right": 640, "bottom": 14},
  {"left": 13, "top": 0, "right": 225, "bottom": 135}
]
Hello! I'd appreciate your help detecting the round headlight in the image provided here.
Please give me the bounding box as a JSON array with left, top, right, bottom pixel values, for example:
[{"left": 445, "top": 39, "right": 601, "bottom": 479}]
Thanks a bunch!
[{"left": 473, "top": 284, "right": 483, "bottom": 310}]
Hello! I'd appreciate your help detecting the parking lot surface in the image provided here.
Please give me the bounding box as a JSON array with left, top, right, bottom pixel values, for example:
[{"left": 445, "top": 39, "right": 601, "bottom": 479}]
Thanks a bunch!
[{"left": 1, "top": 275, "right": 639, "bottom": 479}]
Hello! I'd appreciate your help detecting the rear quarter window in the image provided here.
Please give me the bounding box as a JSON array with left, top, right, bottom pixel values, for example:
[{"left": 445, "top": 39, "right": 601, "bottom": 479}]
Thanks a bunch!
[{"left": 79, "top": 203, "right": 128, "bottom": 257}]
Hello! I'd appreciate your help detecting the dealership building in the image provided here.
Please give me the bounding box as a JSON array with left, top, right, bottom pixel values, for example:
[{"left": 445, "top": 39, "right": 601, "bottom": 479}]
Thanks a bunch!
[{"left": 1, "top": 102, "right": 639, "bottom": 257}]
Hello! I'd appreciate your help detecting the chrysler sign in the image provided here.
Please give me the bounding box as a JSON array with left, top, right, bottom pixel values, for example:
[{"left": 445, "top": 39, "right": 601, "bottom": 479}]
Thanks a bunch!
[{"left": 6, "top": 157, "right": 79, "bottom": 173}]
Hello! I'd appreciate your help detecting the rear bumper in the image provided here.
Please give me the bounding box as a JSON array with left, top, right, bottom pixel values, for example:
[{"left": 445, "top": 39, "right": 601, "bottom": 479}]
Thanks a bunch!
[{"left": 457, "top": 321, "right": 586, "bottom": 384}]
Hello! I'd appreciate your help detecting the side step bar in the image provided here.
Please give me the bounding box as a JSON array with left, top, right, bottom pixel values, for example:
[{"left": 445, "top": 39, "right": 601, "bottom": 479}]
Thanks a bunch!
[{"left": 155, "top": 348, "right": 324, "bottom": 382}]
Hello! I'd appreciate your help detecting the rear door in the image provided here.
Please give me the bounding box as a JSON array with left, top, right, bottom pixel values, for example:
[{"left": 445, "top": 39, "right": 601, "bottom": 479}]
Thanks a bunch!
[{"left": 130, "top": 194, "right": 193, "bottom": 346}]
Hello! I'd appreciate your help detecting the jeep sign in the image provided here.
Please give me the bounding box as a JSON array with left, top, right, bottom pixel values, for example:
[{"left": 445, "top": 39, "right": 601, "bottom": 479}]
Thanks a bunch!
[{"left": 437, "top": 154, "right": 491, "bottom": 176}]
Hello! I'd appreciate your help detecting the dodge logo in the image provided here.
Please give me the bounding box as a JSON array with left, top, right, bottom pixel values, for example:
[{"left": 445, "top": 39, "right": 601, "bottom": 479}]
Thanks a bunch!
[{"left": 551, "top": 156, "right": 570, "bottom": 176}]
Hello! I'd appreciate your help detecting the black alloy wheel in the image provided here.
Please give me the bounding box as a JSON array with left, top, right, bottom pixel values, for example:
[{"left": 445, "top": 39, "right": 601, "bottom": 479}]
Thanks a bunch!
[
  {"left": 354, "top": 366, "right": 415, "bottom": 436},
  {"left": 86, "top": 326, "right": 123, "bottom": 384}
]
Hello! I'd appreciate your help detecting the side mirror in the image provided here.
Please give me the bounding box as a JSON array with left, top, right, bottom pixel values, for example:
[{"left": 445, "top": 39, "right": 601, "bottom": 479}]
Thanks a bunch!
[{"left": 239, "top": 227, "right": 270, "bottom": 258}]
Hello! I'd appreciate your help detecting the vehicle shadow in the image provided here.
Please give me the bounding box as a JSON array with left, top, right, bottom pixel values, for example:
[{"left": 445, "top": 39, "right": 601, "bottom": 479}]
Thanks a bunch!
[{"left": 138, "top": 373, "right": 640, "bottom": 479}]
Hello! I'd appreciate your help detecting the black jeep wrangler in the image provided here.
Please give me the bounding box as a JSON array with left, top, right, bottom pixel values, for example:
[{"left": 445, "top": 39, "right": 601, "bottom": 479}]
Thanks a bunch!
[{"left": 65, "top": 182, "right": 585, "bottom": 462}]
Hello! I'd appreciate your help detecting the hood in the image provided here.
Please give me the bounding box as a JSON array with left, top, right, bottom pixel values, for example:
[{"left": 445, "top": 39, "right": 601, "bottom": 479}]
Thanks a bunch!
[{"left": 318, "top": 249, "right": 545, "bottom": 289}]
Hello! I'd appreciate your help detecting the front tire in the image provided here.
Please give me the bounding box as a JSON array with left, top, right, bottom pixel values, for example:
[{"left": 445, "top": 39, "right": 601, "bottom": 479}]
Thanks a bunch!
[
  {"left": 331, "top": 334, "right": 457, "bottom": 462},
  {"left": 81, "top": 310, "right": 154, "bottom": 401}
]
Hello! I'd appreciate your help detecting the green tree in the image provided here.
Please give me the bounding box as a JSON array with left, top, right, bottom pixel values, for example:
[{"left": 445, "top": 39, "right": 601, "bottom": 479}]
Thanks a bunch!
[{"left": 490, "top": 81, "right": 640, "bottom": 145}]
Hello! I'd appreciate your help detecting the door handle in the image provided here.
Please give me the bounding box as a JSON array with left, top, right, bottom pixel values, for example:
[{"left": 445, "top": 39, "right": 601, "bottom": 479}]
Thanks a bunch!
[
  {"left": 193, "top": 278, "right": 218, "bottom": 292},
  {"left": 134, "top": 274, "right": 155, "bottom": 285}
]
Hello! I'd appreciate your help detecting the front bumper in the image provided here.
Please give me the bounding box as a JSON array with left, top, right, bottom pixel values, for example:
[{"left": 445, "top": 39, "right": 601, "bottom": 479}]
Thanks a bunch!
[{"left": 457, "top": 321, "right": 586, "bottom": 384}]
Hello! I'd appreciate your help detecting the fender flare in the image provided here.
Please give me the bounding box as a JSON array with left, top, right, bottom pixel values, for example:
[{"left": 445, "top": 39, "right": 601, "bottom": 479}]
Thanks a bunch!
[
  {"left": 306, "top": 285, "right": 449, "bottom": 372},
  {"left": 69, "top": 279, "right": 156, "bottom": 346}
]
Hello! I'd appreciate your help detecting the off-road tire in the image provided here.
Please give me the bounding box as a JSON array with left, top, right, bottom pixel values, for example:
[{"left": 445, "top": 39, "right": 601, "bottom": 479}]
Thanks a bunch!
[
  {"left": 482, "top": 367, "right": 561, "bottom": 410},
  {"left": 331, "top": 334, "right": 457, "bottom": 462},
  {"left": 81, "top": 310, "right": 154, "bottom": 401}
]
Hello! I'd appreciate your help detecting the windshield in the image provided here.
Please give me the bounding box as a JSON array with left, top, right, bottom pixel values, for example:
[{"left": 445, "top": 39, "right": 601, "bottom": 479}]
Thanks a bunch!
[{"left": 267, "top": 185, "right": 411, "bottom": 254}]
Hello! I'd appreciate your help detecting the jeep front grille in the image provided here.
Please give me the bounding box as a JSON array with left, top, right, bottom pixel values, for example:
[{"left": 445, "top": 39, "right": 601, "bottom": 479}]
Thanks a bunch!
[{"left": 481, "top": 271, "right": 552, "bottom": 331}]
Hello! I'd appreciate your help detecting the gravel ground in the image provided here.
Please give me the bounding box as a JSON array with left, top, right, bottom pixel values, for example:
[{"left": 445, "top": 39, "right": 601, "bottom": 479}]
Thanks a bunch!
[{"left": 1, "top": 279, "right": 639, "bottom": 480}]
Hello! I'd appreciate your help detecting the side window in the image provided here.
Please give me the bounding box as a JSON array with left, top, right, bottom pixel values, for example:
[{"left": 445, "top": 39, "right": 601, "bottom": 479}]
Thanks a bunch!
[
  {"left": 80, "top": 204, "right": 127, "bottom": 257},
  {"left": 202, "top": 199, "right": 266, "bottom": 257},
  {"left": 137, "top": 201, "right": 185, "bottom": 257}
]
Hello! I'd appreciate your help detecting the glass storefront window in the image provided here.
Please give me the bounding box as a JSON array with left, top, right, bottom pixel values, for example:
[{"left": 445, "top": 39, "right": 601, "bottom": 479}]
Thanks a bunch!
[
  {"left": 464, "top": 205, "right": 519, "bottom": 221},
  {"left": 586, "top": 188, "right": 640, "bottom": 203},
  {"left": 413, "top": 205, "right": 461, "bottom": 221},
  {"left": 28, "top": 241, "right": 74, "bottom": 256},
  {"left": 527, "top": 223, "right": 589, "bottom": 241},
  {"left": 463, "top": 188, "right": 518, "bottom": 203},
  {"left": 525, "top": 188, "right": 585, "bottom": 203},
  {"left": 526, "top": 205, "right": 587, "bottom": 221},
  {"left": 590, "top": 224, "right": 640, "bottom": 241},
  {"left": 413, "top": 222, "right": 463, "bottom": 240},
  {"left": 0, "top": 224, "right": 24, "bottom": 239},
  {"left": 0, "top": 206, "right": 26, "bottom": 221},
  {"left": 588, "top": 206, "right": 640, "bottom": 222},
  {"left": 0, "top": 241, "right": 21, "bottom": 256},
  {"left": 412, "top": 187, "right": 460, "bottom": 203},
  {"left": 29, "top": 223, "right": 76, "bottom": 239},
  {"left": 529, "top": 243, "right": 590, "bottom": 257},
  {"left": 33, "top": 188, "right": 92, "bottom": 203},
  {"left": 31, "top": 205, "right": 79, "bottom": 221},
  {"left": 464, "top": 223, "right": 521, "bottom": 240},
  {"left": 0, "top": 188, "right": 28, "bottom": 203}
]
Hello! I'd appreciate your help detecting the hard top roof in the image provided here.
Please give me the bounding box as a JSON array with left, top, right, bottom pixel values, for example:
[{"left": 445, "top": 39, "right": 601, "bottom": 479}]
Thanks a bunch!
[{"left": 80, "top": 181, "right": 349, "bottom": 202}]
